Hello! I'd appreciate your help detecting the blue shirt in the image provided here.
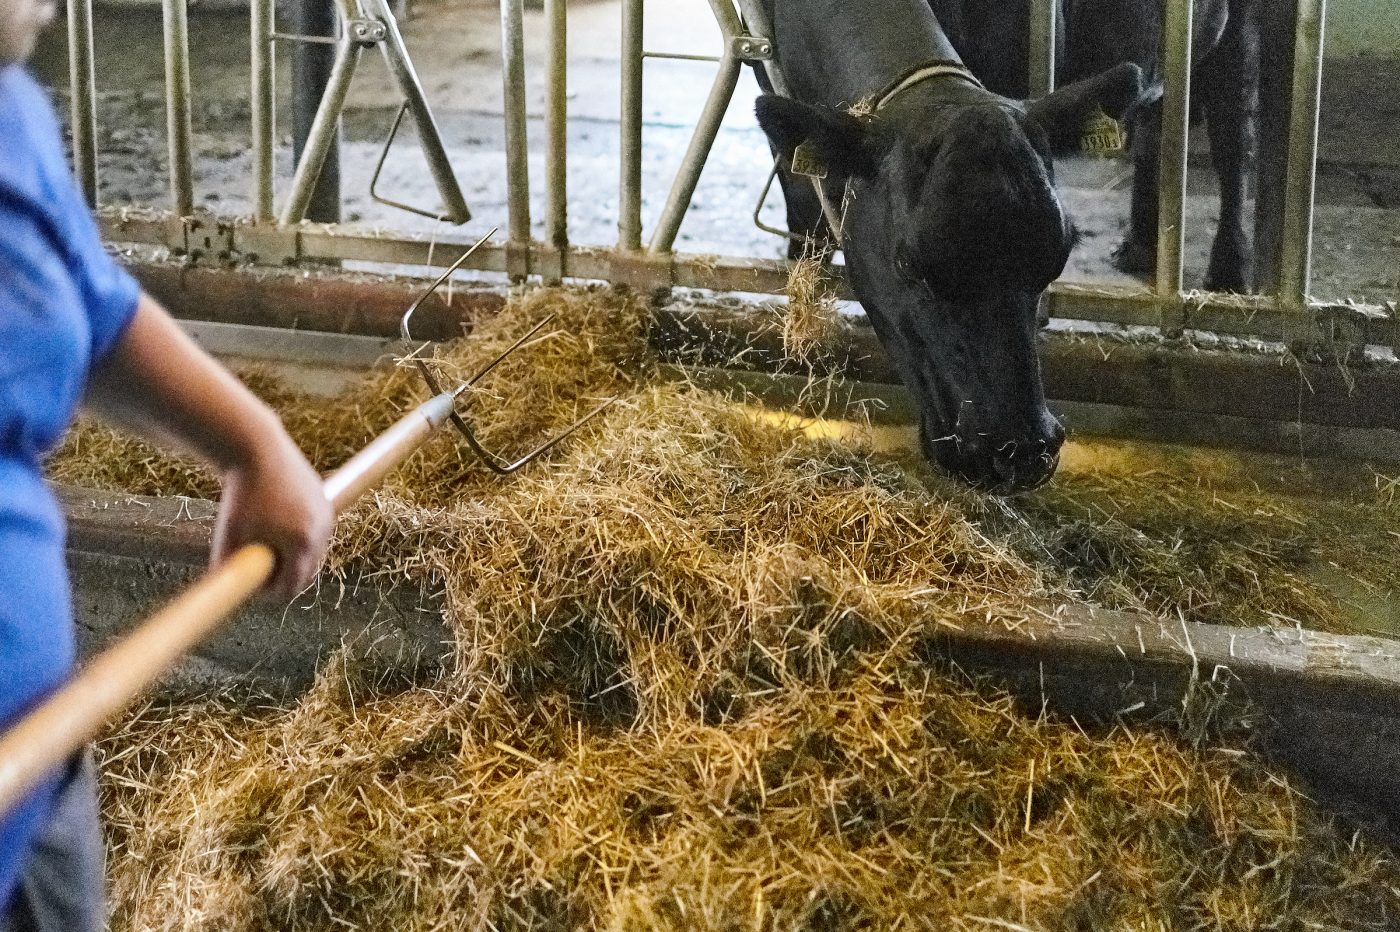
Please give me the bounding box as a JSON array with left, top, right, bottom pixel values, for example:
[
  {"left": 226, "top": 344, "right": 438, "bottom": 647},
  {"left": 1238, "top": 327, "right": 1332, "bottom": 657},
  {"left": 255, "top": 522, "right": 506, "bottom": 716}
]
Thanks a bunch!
[{"left": 0, "top": 65, "right": 139, "bottom": 909}]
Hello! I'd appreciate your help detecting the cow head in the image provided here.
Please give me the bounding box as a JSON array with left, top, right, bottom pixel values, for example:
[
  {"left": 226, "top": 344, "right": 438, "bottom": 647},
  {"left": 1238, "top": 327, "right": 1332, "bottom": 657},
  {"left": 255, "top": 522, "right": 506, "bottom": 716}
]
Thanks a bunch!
[{"left": 756, "top": 63, "right": 1146, "bottom": 493}]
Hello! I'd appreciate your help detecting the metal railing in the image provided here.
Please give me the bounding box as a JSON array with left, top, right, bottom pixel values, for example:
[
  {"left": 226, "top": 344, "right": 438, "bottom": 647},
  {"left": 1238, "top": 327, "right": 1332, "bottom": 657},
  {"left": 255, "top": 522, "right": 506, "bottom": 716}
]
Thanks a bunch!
[{"left": 75, "top": 0, "right": 1394, "bottom": 354}]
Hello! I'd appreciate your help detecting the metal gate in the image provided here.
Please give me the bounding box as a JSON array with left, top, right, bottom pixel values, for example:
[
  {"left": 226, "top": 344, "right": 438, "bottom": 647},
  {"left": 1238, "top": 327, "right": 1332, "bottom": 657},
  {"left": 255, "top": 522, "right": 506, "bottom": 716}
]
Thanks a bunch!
[{"left": 67, "top": 0, "right": 1395, "bottom": 355}]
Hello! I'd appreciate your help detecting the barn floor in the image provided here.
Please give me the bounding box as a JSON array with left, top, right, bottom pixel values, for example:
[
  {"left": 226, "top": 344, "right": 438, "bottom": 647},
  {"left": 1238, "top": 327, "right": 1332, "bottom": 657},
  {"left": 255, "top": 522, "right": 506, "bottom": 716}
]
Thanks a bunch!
[{"left": 28, "top": 0, "right": 1400, "bottom": 304}]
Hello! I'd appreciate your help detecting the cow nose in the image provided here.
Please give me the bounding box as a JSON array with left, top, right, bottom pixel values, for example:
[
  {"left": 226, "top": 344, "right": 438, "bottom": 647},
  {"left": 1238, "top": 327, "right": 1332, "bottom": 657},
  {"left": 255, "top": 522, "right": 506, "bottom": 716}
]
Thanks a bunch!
[
  {"left": 990, "top": 444, "right": 1060, "bottom": 492},
  {"left": 990, "top": 421, "right": 1063, "bottom": 492}
]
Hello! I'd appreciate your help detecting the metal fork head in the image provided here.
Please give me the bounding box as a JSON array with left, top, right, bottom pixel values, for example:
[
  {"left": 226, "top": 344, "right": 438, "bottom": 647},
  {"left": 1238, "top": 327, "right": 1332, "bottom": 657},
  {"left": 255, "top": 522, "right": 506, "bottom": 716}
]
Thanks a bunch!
[{"left": 399, "top": 230, "right": 615, "bottom": 474}]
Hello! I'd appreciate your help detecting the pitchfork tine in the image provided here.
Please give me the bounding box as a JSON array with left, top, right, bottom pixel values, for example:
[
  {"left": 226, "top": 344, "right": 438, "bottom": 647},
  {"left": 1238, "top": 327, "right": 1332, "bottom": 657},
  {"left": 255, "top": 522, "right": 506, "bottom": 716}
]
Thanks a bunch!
[
  {"left": 465, "top": 314, "right": 556, "bottom": 387},
  {"left": 398, "top": 227, "right": 617, "bottom": 474},
  {"left": 399, "top": 228, "right": 495, "bottom": 349},
  {"left": 457, "top": 397, "right": 617, "bottom": 475}
]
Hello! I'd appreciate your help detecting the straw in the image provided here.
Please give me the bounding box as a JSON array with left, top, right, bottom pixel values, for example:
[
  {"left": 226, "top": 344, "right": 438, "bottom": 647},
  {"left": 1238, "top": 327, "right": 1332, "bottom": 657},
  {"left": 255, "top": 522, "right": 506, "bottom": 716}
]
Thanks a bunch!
[{"left": 42, "top": 285, "right": 1400, "bottom": 930}]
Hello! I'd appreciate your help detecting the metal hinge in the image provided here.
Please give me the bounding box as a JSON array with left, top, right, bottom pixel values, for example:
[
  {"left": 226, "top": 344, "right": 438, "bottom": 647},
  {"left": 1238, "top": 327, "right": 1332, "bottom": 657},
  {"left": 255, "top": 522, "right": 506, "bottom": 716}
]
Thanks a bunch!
[
  {"left": 731, "top": 35, "right": 773, "bottom": 61},
  {"left": 346, "top": 18, "right": 388, "bottom": 46}
]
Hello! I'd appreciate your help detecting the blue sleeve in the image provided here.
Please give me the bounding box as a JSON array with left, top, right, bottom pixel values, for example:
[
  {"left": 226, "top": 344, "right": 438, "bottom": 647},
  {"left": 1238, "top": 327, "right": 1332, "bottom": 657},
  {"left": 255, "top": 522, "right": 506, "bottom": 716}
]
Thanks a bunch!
[
  {"left": 64, "top": 196, "right": 141, "bottom": 365},
  {"left": 0, "top": 67, "right": 139, "bottom": 367}
]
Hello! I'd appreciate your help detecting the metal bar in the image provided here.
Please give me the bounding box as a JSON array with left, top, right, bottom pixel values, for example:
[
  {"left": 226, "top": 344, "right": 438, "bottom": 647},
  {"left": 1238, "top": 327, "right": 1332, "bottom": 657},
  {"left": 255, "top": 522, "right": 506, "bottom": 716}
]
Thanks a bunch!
[
  {"left": 1027, "top": 0, "right": 1057, "bottom": 97},
  {"left": 733, "top": 0, "right": 787, "bottom": 94},
  {"left": 500, "top": 0, "right": 532, "bottom": 251},
  {"left": 290, "top": 0, "right": 343, "bottom": 224},
  {"left": 619, "top": 0, "right": 644, "bottom": 251},
  {"left": 67, "top": 0, "right": 99, "bottom": 206},
  {"left": 705, "top": 0, "right": 743, "bottom": 37},
  {"left": 251, "top": 0, "right": 276, "bottom": 222},
  {"left": 281, "top": 36, "right": 362, "bottom": 225},
  {"left": 644, "top": 51, "right": 723, "bottom": 63},
  {"left": 100, "top": 208, "right": 1397, "bottom": 350},
  {"left": 362, "top": 0, "right": 470, "bottom": 224},
  {"left": 648, "top": 51, "right": 742, "bottom": 255},
  {"left": 729, "top": 0, "right": 843, "bottom": 235},
  {"left": 272, "top": 32, "right": 341, "bottom": 45},
  {"left": 1154, "top": 0, "right": 1192, "bottom": 332},
  {"left": 161, "top": 0, "right": 195, "bottom": 216},
  {"left": 545, "top": 0, "right": 568, "bottom": 255},
  {"left": 1277, "top": 0, "right": 1327, "bottom": 312}
]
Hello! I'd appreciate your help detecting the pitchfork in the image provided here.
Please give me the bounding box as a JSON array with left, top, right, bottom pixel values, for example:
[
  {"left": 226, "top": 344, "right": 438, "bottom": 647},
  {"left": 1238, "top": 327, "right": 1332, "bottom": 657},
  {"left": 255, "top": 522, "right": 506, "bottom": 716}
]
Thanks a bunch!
[
  {"left": 0, "top": 231, "right": 612, "bottom": 816},
  {"left": 398, "top": 230, "right": 614, "bottom": 474}
]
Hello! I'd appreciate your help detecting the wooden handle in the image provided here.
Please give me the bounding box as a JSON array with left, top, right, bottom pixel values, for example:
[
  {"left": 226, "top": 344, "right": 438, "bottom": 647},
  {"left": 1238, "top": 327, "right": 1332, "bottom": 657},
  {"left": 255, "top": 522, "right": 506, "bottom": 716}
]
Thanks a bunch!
[{"left": 0, "top": 390, "right": 459, "bottom": 818}]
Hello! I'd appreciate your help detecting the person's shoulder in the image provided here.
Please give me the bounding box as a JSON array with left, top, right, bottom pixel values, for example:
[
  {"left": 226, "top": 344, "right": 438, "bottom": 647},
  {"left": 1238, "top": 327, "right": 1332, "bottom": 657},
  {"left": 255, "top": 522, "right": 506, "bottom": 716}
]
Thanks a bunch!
[{"left": 0, "top": 66, "right": 72, "bottom": 206}]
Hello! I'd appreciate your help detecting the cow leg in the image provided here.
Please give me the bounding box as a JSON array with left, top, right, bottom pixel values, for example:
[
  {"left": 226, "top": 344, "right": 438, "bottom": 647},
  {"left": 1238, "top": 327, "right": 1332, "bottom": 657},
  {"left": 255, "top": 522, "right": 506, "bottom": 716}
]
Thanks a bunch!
[
  {"left": 1113, "top": 103, "right": 1161, "bottom": 277},
  {"left": 1199, "top": 8, "right": 1258, "bottom": 292}
]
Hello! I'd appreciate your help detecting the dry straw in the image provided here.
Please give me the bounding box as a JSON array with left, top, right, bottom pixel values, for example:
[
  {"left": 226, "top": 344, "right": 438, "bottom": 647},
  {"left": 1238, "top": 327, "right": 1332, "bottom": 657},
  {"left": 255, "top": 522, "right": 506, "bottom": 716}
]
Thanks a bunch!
[
  {"left": 45, "top": 286, "right": 1400, "bottom": 930},
  {"left": 781, "top": 242, "right": 843, "bottom": 363}
]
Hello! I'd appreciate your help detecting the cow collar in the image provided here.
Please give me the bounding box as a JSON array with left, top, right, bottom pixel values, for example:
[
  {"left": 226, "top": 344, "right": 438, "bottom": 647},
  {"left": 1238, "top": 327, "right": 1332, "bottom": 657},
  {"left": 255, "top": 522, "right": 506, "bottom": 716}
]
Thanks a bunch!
[{"left": 873, "top": 61, "right": 983, "bottom": 112}]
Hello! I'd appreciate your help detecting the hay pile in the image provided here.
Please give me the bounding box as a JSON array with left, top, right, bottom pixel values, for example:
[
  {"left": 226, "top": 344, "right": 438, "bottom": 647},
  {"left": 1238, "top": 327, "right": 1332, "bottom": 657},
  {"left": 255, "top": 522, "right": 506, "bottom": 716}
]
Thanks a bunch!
[
  {"left": 982, "top": 444, "right": 1400, "bottom": 636},
  {"left": 101, "top": 661, "right": 1400, "bottom": 932},
  {"left": 45, "top": 286, "right": 1400, "bottom": 929}
]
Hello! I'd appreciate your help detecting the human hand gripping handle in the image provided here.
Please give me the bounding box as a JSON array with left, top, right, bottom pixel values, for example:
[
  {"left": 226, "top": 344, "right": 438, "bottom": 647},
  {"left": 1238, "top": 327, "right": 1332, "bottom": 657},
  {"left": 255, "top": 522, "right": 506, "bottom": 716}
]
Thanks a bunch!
[
  {"left": 0, "top": 328, "right": 456, "bottom": 822},
  {"left": 213, "top": 428, "right": 332, "bottom": 597},
  {"left": 86, "top": 294, "right": 335, "bottom": 596},
  {"left": 0, "top": 295, "right": 459, "bottom": 817}
]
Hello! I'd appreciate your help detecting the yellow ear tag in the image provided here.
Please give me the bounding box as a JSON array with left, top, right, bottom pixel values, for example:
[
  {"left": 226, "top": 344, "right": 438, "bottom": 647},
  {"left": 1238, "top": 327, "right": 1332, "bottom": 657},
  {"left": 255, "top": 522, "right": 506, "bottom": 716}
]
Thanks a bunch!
[
  {"left": 790, "top": 140, "right": 830, "bottom": 180},
  {"left": 1079, "top": 106, "right": 1128, "bottom": 156}
]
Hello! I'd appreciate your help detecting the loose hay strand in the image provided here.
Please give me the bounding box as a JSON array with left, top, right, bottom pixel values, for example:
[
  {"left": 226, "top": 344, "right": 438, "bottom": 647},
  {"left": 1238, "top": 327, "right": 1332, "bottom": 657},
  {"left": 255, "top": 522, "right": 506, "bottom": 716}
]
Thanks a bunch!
[{"left": 781, "top": 242, "right": 842, "bottom": 363}]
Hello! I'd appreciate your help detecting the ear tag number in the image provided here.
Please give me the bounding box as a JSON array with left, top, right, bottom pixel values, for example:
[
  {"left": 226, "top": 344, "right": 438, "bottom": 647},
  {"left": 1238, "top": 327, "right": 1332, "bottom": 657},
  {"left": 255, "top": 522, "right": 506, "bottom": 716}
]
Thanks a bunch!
[
  {"left": 791, "top": 140, "right": 830, "bottom": 180},
  {"left": 1079, "top": 106, "right": 1128, "bottom": 156}
]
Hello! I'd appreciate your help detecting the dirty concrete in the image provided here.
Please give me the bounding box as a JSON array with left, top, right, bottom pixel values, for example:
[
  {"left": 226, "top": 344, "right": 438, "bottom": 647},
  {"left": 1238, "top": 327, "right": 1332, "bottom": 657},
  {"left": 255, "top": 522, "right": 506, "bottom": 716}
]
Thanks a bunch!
[{"left": 26, "top": 0, "right": 1400, "bottom": 302}]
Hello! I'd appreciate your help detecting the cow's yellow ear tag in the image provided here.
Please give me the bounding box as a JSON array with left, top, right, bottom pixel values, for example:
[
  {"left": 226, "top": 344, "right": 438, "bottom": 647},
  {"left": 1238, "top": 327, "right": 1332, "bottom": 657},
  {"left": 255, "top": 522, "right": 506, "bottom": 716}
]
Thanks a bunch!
[
  {"left": 791, "top": 140, "right": 830, "bottom": 179},
  {"left": 1079, "top": 106, "right": 1128, "bottom": 156}
]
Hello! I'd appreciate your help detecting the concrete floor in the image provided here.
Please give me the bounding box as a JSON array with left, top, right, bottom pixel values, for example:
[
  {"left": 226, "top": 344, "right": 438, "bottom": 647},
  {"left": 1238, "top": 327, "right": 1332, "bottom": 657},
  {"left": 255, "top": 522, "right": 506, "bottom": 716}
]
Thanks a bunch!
[{"left": 28, "top": 0, "right": 1400, "bottom": 302}]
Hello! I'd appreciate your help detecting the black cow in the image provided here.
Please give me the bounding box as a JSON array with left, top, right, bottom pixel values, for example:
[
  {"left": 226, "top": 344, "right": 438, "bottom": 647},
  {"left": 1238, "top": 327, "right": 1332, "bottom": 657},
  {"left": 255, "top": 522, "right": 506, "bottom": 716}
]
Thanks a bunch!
[
  {"left": 929, "top": 0, "right": 1260, "bottom": 292},
  {"left": 753, "top": 0, "right": 1147, "bottom": 491}
]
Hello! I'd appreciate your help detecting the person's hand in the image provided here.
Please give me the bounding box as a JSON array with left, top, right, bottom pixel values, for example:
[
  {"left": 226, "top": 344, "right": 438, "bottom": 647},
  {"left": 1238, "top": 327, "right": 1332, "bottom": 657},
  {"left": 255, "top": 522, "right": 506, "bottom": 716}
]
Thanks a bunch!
[
  {"left": 86, "top": 295, "right": 334, "bottom": 595},
  {"left": 211, "top": 428, "right": 333, "bottom": 598}
]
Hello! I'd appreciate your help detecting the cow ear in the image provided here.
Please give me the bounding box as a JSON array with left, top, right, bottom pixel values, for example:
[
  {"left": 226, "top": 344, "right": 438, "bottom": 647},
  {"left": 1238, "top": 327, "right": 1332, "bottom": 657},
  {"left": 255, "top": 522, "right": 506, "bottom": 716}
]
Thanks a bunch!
[
  {"left": 755, "top": 94, "right": 878, "bottom": 177},
  {"left": 1024, "top": 62, "right": 1150, "bottom": 154}
]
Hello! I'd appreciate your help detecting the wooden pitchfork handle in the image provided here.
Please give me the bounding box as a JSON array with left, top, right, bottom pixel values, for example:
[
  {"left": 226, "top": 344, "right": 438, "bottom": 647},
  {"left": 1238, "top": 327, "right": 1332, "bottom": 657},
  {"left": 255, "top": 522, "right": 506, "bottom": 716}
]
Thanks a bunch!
[{"left": 0, "top": 388, "right": 462, "bottom": 819}]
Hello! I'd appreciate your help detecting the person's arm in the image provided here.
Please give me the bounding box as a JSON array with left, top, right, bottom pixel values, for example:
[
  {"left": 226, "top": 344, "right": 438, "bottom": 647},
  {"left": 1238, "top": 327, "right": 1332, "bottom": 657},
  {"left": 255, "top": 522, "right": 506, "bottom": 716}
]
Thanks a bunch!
[{"left": 85, "top": 292, "right": 333, "bottom": 595}]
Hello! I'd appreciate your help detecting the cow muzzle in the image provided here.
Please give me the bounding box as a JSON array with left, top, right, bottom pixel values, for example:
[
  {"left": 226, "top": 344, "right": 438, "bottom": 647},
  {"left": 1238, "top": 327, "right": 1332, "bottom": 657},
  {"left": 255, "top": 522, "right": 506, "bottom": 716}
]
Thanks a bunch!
[{"left": 922, "top": 413, "right": 1066, "bottom": 494}]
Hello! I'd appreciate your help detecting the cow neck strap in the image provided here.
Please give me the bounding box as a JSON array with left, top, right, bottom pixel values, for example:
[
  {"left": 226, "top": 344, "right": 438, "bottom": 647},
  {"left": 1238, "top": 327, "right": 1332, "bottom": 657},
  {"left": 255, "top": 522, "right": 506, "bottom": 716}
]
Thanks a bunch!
[{"left": 873, "top": 61, "right": 983, "bottom": 112}]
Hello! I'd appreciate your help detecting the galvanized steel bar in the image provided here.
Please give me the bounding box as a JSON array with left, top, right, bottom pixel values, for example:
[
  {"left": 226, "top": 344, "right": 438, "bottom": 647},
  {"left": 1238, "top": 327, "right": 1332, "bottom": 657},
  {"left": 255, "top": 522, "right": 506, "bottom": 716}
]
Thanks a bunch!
[
  {"left": 161, "top": 0, "right": 195, "bottom": 216},
  {"left": 706, "top": 0, "right": 744, "bottom": 37},
  {"left": 1277, "top": 0, "right": 1327, "bottom": 310},
  {"left": 619, "top": 0, "right": 644, "bottom": 251},
  {"left": 730, "top": 0, "right": 843, "bottom": 235},
  {"left": 100, "top": 208, "right": 1397, "bottom": 349},
  {"left": 733, "top": 0, "right": 788, "bottom": 95},
  {"left": 1155, "top": 0, "right": 1192, "bottom": 329},
  {"left": 280, "top": 34, "right": 362, "bottom": 225},
  {"left": 500, "top": 0, "right": 532, "bottom": 248},
  {"left": 250, "top": 0, "right": 276, "bottom": 222},
  {"left": 66, "top": 0, "right": 99, "bottom": 206},
  {"left": 363, "top": 0, "right": 470, "bottom": 223},
  {"left": 545, "top": 0, "right": 568, "bottom": 252},
  {"left": 648, "top": 51, "right": 742, "bottom": 255},
  {"left": 644, "top": 51, "right": 723, "bottom": 63},
  {"left": 1027, "top": 0, "right": 1057, "bottom": 97},
  {"left": 291, "top": 0, "right": 344, "bottom": 224}
]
